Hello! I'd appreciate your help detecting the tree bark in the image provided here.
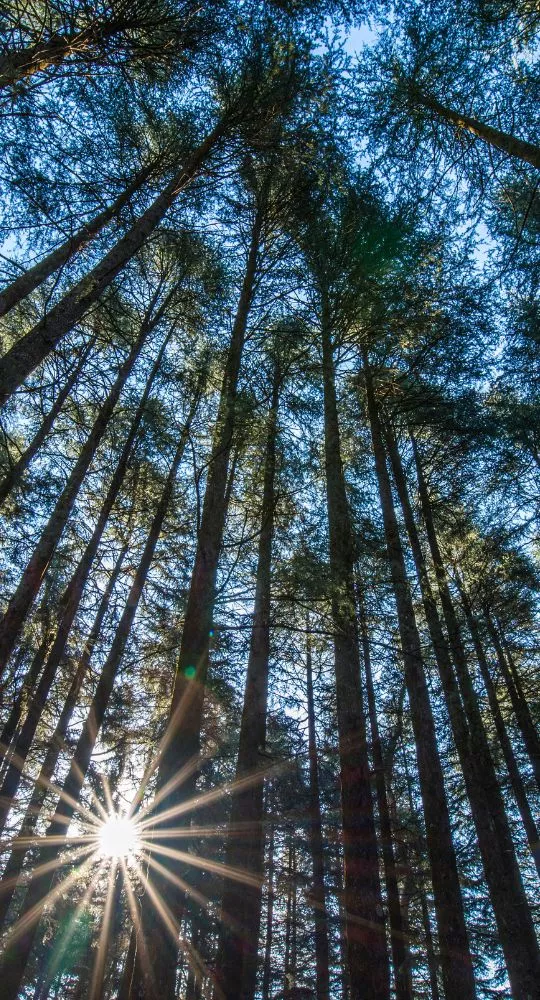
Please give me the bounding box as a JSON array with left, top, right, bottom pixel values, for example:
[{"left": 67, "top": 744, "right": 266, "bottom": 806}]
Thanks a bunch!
[
  {"left": 0, "top": 324, "right": 171, "bottom": 834},
  {"left": 321, "top": 320, "right": 389, "bottom": 1000},
  {"left": 214, "top": 362, "right": 280, "bottom": 1000},
  {"left": 411, "top": 432, "right": 540, "bottom": 995},
  {"left": 411, "top": 87, "right": 540, "bottom": 169},
  {"left": 362, "top": 360, "right": 476, "bottom": 1000},
  {"left": 0, "top": 541, "right": 128, "bottom": 933},
  {"left": 0, "top": 122, "right": 226, "bottom": 405},
  {"left": 305, "top": 627, "right": 331, "bottom": 1000},
  {"left": 261, "top": 807, "right": 275, "bottom": 1000},
  {"left": 356, "top": 587, "right": 412, "bottom": 1000},
  {"left": 484, "top": 614, "right": 540, "bottom": 793},
  {"left": 128, "top": 202, "right": 263, "bottom": 1000},
  {"left": 0, "top": 160, "right": 157, "bottom": 318},
  {"left": 456, "top": 577, "right": 540, "bottom": 879},
  {"left": 0, "top": 386, "right": 200, "bottom": 1000},
  {"left": 0, "top": 339, "right": 94, "bottom": 505},
  {"left": 0, "top": 628, "right": 50, "bottom": 764},
  {"left": 0, "top": 290, "right": 166, "bottom": 678}
]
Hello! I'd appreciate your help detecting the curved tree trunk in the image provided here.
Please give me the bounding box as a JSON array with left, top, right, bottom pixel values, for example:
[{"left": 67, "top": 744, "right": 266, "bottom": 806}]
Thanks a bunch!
[
  {"left": 362, "top": 359, "right": 476, "bottom": 1000},
  {"left": 0, "top": 123, "right": 226, "bottom": 405}
]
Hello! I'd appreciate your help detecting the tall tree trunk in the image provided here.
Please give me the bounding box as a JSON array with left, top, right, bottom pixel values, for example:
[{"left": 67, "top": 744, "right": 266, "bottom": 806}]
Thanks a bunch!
[
  {"left": 0, "top": 339, "right": 94, "bottom": 505},
  {"left": 0, "top": 290, "right": 167, "bottom": 677},
  {"left": 356, "top": 587, "right": 412, "bottom": 1000},
  {"left": 456, "top": 576, "right": 540, "bottom": 879},
  {"left": 362, "top": 359, "right": 476, "bottom": 1000},
  {"left": 0, "top": 541, "right": 128, "bottom": 933},
  {"left": 0, "top": 161, "right": 158, "bottom": 318},
  {"left": 215, "top": 362, "right": 280, "bottom": 1000},
  {"left": 0, "top": 324, "right": 171, "bottom": 834},
  {"left": 283, "top": 832, "right": 297, "bottom": 991},
  {"left": 411, "top": 433, "right": 540, "bottom": 994},
  {"left": 484, "top": 614, "right": 540, "bottom": 793},
  {"left": 305, "top": 626, "right": 331, "bottom": 1000},
  {"left": 261, "top": 807, "right": 275, "bottom": 1000},
  {"left": 321, "top": 318, "right": 389, "bottom": 1000},
  {"left": 0, "top": 123, "right": 226, "bottom": 404},
  {"left": 0, "top": 627, "right": 50, "bottom": 763},
  {"left": 410, "top": 87, "right": 540, "bottom": 168},
  {"left": 0, "top": 386, "right": 200, "bottom": 1000},
  {"left": 129, "top": 202, "right": 264, "bottom": 1000}
]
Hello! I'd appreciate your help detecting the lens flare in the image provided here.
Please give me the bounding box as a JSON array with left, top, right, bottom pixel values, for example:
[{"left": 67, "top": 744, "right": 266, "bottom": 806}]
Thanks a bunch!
[{"left": 98, "top": 814, "right": 140, "bottom": 859}]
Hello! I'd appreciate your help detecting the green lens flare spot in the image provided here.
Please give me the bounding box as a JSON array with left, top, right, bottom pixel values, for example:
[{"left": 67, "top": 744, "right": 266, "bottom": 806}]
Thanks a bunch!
[{"left": 184, "top": 665, "right": 196, "bottom": 679}]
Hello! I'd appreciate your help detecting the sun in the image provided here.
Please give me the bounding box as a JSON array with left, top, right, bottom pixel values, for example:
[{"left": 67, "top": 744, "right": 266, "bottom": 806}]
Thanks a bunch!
[{"left": 98, "top": 814, "right": 140, "bottom": 859}]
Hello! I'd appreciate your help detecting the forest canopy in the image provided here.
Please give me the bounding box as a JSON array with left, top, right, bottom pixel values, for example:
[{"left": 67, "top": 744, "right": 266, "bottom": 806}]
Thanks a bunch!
[{"left": 0, "top": 1, "right": 539, "bottom": 998}]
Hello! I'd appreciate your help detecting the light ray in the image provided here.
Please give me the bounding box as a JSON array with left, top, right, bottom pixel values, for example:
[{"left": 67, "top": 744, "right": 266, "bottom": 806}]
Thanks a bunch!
[
  {"left": 0, "top": 842, "right": 96, "bottom": 897},
  {"left": 1, "top": 850, "right": 96, "bottom": 950},
  {"left": 88, "top": 858, "right": 118, "bottom": 1000},
  {"left": 120, "top": 858, "right": 158, "bottom": 997},
  {"left": 138, "top": 849, "right": 242, "bottom": 937},
  {"left": 140, "top": 839, "right": 263, "bottom": 889},
  {"left": 39, "top": 859, "right": 107, "bottom": 992}
]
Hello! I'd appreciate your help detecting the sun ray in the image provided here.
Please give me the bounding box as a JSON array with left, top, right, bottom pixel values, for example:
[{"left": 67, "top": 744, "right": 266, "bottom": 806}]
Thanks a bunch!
[
  {"left": 140, "top": 839, "right": 263, "bottom": 889},
  {"left": 88, "top": 858, "right": 118, "bottom": 1000},
  {"left": 38, "top": 858, "right": 107, "bottom": 993},
  {"left": 100, "top": 773, "right": 115, "bottom": 817},
  {"left": 1, "top": 849, "right": 96, "bottom": 949},
  {"left": 119, "top": 858, "right": 158, "bottom": 996},
  {"left": 129, "top": 857, "right": 225, "bottom": 1000},
  {"left": 0, "top": 842, "right": 96, "bottom": 898}
]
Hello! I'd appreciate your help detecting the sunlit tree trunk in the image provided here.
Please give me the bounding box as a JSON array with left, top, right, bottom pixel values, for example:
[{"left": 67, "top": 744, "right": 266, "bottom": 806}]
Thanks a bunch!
[
  {"left": 0, "top": 387, "right": 200, "bottom": 1000},
  {"left": 261, "top": 806, "right": 275, "bottom": 1000},
  {"left": 362, "top": 359, "right": 476, "bottom": 1000},
  {"left": 411, "top": 87, "right": 540, "bottom": 168},
  {"left": 321, "top": 318, "right": 389, "bottom": 1000}
]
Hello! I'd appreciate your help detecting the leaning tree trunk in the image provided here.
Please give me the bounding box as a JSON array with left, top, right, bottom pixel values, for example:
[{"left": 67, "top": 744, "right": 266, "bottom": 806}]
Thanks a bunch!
[
  {"left": 362, "top": 358, "right": 476, "bottom": 1000},
  {"left": 0, "top": 20, "right": 124, "bottom": 88},
  {"left": 305, "top": 627, "right": 331, "bottom": 1000},
  {"left": 356, "top": 587, "right": 412, "bottom": 1000},
  {"left": 0, "top": 323, "right": 172, "bottom": 835},
  {"left": 456, "top": 576, "right": 540, "bottom": 879},
  {"left": 215, "top": 362, "right": 280, "bottom": 1000},
  {"left": 0, "top": 339, "right": 94, "bottom": 505},
  {"left": 321, "top": 317, "right": 389, "bottom": 1000},
  {"left": 0, "top": 159, "right": 158, "bottom": 318},
  {"left": 0, "top": 625, "right": 50, "bottom": 766},
  {"left": 0, "top": 289, "right": 168, "bottom": 678},
  {"left": 410, "top": 86, "right": 540, "bottom": 168},
  {"left": 128, "top": 203, "right": 264, "bottom": 1000},
  {"left": 483, "top": 613, "right": 540, "bottom": 793},
  {"left": 0, "top": 122, "right": 226, "bottom": 405},
  {"left": 0, "top": 541, "right": 128, "bottom": 933},
  {"left": 0, "top": 386, "right": 201, "bottom": 1000},
  {"left": 411, "top": 433, "right": 540, "bottom": 994}
]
